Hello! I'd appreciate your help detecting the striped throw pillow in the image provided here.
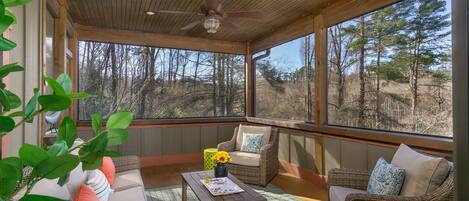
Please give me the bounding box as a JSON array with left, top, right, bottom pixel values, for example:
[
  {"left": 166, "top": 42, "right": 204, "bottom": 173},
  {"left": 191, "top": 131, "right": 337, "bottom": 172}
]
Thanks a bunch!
[{"left": 86, "top": 170, "right": 113, "bottom": 201}]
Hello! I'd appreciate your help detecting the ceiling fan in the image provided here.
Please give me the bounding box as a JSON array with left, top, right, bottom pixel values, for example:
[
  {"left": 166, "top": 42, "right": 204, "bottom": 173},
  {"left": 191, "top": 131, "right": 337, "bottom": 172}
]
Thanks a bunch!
[{"left": 156, "top": 0, "right": 264, "bottom": 34}]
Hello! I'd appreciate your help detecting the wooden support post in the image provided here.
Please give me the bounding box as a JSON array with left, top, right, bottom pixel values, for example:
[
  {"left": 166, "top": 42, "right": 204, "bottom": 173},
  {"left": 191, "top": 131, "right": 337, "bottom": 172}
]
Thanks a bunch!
[
  {"left": 314, "top": 15, "right": 328, "bottom": 126},
  {"left": 69, "top": 30, "right": 78, "bottom": 120},
  {"left": 453, "top": 0, "right": 469, "bottom": 199},
  {"left": 245, "top": 42, "right": 255, "bottom": 117},
  {"left": 314, "top": 15, "right": 327, "bottom": 175},
  {"left": 54, "top": 0, "right": 66, "bottom": 77}
]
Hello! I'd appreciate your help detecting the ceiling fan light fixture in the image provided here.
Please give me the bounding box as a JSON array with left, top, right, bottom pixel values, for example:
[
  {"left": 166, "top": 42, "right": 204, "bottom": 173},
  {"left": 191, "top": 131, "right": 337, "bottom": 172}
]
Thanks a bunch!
[{"left": 204, "top": 17, "right": 220, "bottom": 33}]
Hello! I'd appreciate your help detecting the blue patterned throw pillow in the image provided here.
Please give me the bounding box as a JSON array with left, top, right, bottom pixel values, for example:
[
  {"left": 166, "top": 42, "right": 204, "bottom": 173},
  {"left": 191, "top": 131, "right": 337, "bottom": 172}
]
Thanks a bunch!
[
  {"left": 367, "top": 157, "right": 406, "bottom": 196},
  {"left": 240, "top": 133, "right": 263, "bottom": 153}
]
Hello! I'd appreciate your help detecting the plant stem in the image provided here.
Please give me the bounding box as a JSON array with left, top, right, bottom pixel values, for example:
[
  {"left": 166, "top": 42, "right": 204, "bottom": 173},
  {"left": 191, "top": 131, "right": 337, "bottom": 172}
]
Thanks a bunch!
[{"left": 1, "top": 109, "right": 45, "bottom": 137}]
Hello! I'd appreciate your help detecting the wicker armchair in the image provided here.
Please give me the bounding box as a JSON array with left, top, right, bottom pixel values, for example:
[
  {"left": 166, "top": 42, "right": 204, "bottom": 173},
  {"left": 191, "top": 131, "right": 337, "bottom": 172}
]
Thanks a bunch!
[
  {"left": 327, "top": 167, "right": 454, "bottom": 201},
  {"left": 217, "top": 126, "right": 279, "bottom": 186}
]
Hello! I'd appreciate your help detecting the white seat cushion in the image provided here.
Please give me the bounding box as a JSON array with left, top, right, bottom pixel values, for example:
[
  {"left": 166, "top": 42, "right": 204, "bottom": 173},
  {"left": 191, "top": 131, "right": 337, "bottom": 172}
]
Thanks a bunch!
[
  {"left": 109, "top": 186, "right": 146, "bottom": 201},
  {"left": 229, "top": 151, "right": 260, "bottom": 167},
  {"left": 30, "top": 179, "right": 71, "bottom": 200},
  {"left": 112, "top": 169, "right": 144, "bottom": 191},
  {"left": 66, "top": 163, "right": 89, "bottom": 199},
  {"left": 391, "top": 144, "right": 450, "bottom": 196},
  {"left": 329, "top": 186, "right": 367, "bottom": 201}
]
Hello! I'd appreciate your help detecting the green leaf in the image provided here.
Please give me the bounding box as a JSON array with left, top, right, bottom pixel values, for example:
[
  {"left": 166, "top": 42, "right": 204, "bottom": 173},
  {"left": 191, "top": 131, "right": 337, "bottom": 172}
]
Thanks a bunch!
[
  {"left": 0, "top": 37, "right": 16, "bottom": 51},
  {"left": 107, "top": 128, "right": 129, "bottom": 147},
  {"left": 79, "top": 133, "right": 107, "bottom": 170},
  {"left": 56, "top": 74, "right": 72, "bottom": 94},
  {"left": 7, "top": 111, "right": 24, "bottom": 118},
  {"left": 0, "top": 88, "right": 10, "bottom": 111},
  {"left": 37, "top": 154, "right": 79, "bottom": 179},
  {"left": 19, "top": 144, "right": 49, "bottom": 167},
  {"left": 44, "top": 76, "right": 66, "bottom": 95},
  {"left": 0, "top": 0, "right": 4, "bottom": 17},
  {"left": 38, "top": 95, "right": 71, "bottom": 112},
  {"left": 3, "top": 0, "right": 32, "bottom": 7},
  {"left": 19, "top": 194, "right": 66, "bottom": 201},
  {"left": 57, "top": 116, "right": 77, "bottom": 148},
  {"left": 0, "top": 163, "right": 18, "bottom": 198},
  {"left": 68, "top": 92, "right": 95, "bottom": 99},
  {"left": 0, "top": 116, "right": 15, "bottom": 132},
  {"left": 104, "top": 150, "right": 122, "bottom": 157},
  {"left": 47, "top": 140, "right": 68, "bottom": 157},
  {"left": 0, "top": 63, "right": 23, "bottom": 79},
  {"left": 57, "top": 173, "right": 69, "bottom": 187},
  {"left": 91, "top": 113, "right": 102, "bottom": 135},
  {"left": 25, "top": 88, "right": 39, "bottom": 123},
  {"left": 80, "top": 154, "right": 103, "bottom": 171},
  {"left": 1, "top": 157, "right": 22, "bottom": 171},
  {"left": 4, "top": 90, "right": 20, "bottom": 110},
  {"left": 1, "top": 157, "right": 22, "bottom": 182},
  {"left": 0, "top": 9, "right": 15, "bottom": 33},
  {"left": 106, "top": 111, "right": 133, "bottom": 129}
]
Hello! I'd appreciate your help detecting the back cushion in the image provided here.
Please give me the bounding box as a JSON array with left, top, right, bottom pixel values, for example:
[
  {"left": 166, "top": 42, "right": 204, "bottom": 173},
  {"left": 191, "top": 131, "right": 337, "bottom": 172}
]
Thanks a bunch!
[
  {"left": 99, "top": 157, "right": 116, "bottom": 185},
  {"left": 86, "top": 170, "right": 113, "bottom": 201},
  {"left": 66, "top": 163, "right": 89, "bottom": 199},
  {"left": 74, "top": 184, "right": 99, "bottom": 201},
  {"left": 236, "top": 125, "right": 271, "bottom": 151},
  {"left": 67, "top": 139, "right": 89, "bottom": 198},
  {"left": 391, "top": 144, "right": 449, "bottom": 196},
  {"left": 30, "top": 178, "right": 71, "bottom": 200}
]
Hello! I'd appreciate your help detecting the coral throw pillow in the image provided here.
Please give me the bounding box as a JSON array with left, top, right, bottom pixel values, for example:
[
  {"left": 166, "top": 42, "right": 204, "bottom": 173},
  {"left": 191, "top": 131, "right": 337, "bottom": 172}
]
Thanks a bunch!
[
  {"left": 74, "top": 184, "right": 99, "bottom": 201},
  {"left": 99, "top": 157, "right": 116, "bottom": 185}
]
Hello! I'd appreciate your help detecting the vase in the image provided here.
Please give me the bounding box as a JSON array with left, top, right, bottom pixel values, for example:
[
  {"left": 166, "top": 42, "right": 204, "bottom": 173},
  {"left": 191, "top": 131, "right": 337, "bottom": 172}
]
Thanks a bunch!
[{"left": 214, "top": 163, "right": 229, "bottom": 178}]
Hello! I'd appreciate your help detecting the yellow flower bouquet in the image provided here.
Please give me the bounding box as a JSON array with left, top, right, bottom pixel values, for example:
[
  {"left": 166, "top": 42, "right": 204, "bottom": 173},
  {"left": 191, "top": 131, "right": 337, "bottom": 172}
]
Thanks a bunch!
[
  {"left": 211, "top": 151, "right": 231, "bottom": 177},
  {"left": 211, "top": 151, "right": 231, "bottom": 164}
]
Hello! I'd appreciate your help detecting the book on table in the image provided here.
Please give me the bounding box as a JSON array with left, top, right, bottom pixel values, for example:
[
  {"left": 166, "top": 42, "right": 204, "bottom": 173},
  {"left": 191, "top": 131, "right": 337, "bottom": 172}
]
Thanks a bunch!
[{"left": 200, "top": 177, "right": 245, "bottom": 196}]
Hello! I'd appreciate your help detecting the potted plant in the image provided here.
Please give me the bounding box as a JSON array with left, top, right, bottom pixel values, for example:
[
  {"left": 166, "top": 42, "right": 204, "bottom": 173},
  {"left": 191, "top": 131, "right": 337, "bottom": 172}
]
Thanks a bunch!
[
  {"left": 0, "top": 1, "right": 133, "bottom": 200},
  {"left": 211, "top": 151, "right": 231, "bottom": 178}
]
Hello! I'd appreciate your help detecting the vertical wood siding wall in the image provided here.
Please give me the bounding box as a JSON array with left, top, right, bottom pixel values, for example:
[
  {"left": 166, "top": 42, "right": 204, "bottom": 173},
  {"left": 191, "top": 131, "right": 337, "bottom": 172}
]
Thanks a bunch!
[
  {"left": 79, "top": 124, "right": 397, "bottom": 175},
  {"left": 7, "top": 1, "right": 42, "bottom": 156},
  {"left": 79, "top": 124, "right": 238, "bottom": 156}
]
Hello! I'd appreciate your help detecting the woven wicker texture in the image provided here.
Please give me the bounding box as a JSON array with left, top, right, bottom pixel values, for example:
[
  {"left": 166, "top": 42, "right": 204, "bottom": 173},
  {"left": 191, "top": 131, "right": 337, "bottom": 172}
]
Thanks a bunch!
[
  {"left": 217, "top": 126, "right": 279, "bottom": 186},
  {"left": 328, "top": 168, "right": 454, "bottom": 201}
]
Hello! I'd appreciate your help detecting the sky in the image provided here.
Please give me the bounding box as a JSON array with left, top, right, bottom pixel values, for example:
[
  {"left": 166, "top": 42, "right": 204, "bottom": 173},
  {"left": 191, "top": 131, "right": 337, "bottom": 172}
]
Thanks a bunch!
[{"left": 264, "top": 0, "right": 452, "bottom": 72}]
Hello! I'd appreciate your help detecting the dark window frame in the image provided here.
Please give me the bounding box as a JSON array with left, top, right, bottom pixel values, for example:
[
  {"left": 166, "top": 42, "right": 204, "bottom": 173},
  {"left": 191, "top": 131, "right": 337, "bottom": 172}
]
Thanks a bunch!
[
  {"left": 76, "top": 39, "right": 247, "bottom": 122},
  {"left": 251, "top": 0, "right": 453, "bottom": 140},
  {"left": 254, "top": 32, "right": 317, "bottom": 123}
]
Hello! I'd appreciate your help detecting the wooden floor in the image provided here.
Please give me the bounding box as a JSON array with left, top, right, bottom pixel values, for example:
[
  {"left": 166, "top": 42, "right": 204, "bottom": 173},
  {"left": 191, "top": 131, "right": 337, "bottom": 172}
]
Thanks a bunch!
[{"left": 141, "top": 162, "right": 328, "bottom": 201}]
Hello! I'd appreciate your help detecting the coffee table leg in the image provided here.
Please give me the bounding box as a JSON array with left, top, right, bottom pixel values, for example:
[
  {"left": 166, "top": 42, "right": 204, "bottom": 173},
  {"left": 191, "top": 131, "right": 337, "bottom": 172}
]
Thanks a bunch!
[{"left": 182, "top": 178, "right": 187, "bottom": 201}]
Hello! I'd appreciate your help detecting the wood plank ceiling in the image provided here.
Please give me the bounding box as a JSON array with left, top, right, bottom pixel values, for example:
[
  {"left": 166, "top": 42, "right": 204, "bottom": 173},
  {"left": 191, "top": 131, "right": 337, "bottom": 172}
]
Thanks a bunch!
[{"left": 67, "top": 0, "right": 333, "bottom": 42}]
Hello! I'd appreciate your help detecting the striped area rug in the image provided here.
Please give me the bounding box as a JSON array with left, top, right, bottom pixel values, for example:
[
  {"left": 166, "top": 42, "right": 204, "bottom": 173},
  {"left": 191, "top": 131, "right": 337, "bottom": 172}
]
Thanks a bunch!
[{"left": 145, "top": 184, "right": 301, "bottom": 201}]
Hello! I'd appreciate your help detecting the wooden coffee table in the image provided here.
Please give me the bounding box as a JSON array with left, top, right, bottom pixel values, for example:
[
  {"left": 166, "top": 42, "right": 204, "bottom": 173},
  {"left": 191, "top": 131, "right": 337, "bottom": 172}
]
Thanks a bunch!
[{"left": 181, "top": 171, "right": 266, "bottom": 201}]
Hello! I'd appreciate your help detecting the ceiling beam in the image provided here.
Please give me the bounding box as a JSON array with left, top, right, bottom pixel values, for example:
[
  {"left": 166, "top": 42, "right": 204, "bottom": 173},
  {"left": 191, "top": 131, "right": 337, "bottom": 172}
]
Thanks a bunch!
[
  {"left": 75, "top": 24, "right": 247, "bottom": 55},
  {"left": 250, "top": 14, "right": 315, "bottom": 53},
  {"left": 250, "top": 0, "right": 399, "bottom": 53},
  {"left": 321, "top": 0, "right": 399, "bottom": 27}
]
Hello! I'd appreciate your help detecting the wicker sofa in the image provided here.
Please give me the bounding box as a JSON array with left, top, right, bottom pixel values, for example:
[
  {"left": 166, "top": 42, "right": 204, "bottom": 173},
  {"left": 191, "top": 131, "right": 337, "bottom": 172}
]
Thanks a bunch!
[
  {"left": 27, "top": 155, "right": 146, "bottom": 201},
  {"left": 327, "top": 168, "right": 454, "bottom": 201},
  {"left": 327, "top": 144, "right": 454, "bottom": 201},
  {"left": 24, "top": 139, "right": 146, "bottom": 201},
  {"left": 217, "top": 125, "right": 279, "bottom": 186}
]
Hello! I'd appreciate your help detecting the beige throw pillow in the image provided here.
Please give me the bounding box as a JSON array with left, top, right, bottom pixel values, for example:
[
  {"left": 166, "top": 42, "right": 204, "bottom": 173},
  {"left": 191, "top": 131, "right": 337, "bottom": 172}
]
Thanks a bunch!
[
  {"left": 236, "top": 125, "right": 271, "bottom": 151},
  {"left": 391, "top": 144, "right": 449, "bottom": 197}
]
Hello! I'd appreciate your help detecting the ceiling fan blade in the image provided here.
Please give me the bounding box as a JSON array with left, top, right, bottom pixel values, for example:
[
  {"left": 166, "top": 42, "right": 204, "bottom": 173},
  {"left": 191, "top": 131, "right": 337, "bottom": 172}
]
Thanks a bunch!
[
  {"left": 222, "top": 20, "right": 239, "bottom": 31},
  {"left": 226, "top": 11, "right": 264, "bottom": 19},
  {"left": 181, "top": 20, "right": 201, "bottom": 30},
  {"left": 158, "top": 10, "right": 203, "bottom": 16}
]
